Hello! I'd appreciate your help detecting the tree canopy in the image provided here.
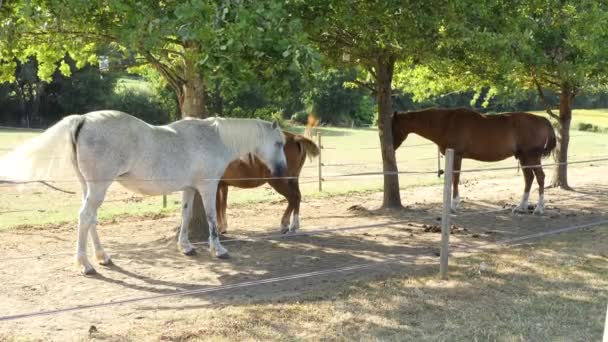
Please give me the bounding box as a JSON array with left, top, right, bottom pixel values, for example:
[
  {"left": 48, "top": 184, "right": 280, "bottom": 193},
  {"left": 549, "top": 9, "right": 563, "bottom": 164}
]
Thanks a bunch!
[{"left": 292, "top": 0, "right": 445, "bottom": 208}]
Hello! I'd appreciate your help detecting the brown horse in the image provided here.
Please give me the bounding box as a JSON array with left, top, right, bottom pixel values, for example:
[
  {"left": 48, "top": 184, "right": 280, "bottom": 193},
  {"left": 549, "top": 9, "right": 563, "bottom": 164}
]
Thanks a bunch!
[
  {"left": 392, "top": 108, "right": 556, "bottom": 214},
  {"left": 217, "top": 131, "right": 320, "bottom": 234}
]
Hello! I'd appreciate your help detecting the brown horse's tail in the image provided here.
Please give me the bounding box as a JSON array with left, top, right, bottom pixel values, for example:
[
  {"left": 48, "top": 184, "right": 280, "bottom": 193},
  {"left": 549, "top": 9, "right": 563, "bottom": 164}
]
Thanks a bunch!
[
  {"left": 294, "top": 134, "right": 320, "bottom": 160},
  {"left": 543, "top": 119, "right": 557, "bottom": 157}
]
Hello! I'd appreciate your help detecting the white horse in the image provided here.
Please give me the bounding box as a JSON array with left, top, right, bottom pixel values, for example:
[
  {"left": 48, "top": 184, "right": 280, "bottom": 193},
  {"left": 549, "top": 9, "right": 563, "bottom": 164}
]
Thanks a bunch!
[{"left": 0, "top": 110, "right": 287, "bottom": 275}]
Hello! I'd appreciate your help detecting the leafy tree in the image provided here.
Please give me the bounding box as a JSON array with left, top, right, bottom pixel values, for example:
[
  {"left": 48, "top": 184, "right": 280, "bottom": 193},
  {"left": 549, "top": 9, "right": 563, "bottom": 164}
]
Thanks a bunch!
[
  {"left": 1, "top": 0, "right": 314, "bottom": 239},
  {"left": 401, "top": 0, "right": 608, "bottom": 189},
  {"left": 292, "top": 0, "right": 444, "bottom": 208}
]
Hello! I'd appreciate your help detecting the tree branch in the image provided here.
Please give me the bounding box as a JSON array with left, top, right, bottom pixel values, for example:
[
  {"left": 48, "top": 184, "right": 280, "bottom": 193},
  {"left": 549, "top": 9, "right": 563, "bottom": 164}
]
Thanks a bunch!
[
  {"left": 23, "top": 30, "right": 116, "bottom": 42},
  {"left": 366, "top": 66, "right": 377, "bottom": 80},
  {"left": 532, "top": 75, "right": 558, "bottom": 120},
  {"left": 144, "top": 52, "right": 184, "bottom": 97},
  {"left": 160, "top": 48, "right": 185, "bottom": 58},
  {"left": 162, "top": 36, "right": 185, "bottom": 46},
  {"left": 352, "top": 79, "right": 376, "bottom": 93}
]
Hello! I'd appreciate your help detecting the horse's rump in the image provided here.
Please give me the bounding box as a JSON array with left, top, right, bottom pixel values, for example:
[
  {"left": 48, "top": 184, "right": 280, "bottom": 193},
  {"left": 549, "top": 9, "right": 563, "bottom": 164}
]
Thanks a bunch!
[
  {"left": 292, "top": 133, "right": 321, "bottom": 161},
  {"left": 508, "top": 112, "right": 556, "bottom": 159},
  {"left": 0, "top": 115, "right": 85, "bottom": 183}
]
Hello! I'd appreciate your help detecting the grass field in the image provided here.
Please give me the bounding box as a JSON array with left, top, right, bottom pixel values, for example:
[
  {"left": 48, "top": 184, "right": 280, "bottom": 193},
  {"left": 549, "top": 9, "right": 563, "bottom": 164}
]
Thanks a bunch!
[
  {"left": 532, "top": 108, "right": 608, "bottom": 131},
  {"left": 1, "top": 111, "right": 608, "bottom": 229}
]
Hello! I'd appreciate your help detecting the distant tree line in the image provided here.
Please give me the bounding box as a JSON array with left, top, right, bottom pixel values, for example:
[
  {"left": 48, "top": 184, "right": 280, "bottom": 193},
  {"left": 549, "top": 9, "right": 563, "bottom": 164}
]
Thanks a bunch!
[{"left": 4, "top": 55, "right": 608, "bottom": 129}]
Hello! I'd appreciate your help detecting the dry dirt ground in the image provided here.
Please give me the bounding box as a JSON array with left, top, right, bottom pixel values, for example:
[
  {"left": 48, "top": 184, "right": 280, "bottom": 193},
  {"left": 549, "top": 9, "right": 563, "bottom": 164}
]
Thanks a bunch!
[{"left": 0, "top": 165, "right": 606, "bottom": 340}]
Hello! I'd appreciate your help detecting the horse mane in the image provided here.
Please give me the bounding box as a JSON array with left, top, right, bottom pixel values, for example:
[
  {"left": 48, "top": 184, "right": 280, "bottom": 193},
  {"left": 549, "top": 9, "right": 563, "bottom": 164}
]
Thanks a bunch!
[{"left": 209, "top": 117, "right": 276, "bottom": 156}]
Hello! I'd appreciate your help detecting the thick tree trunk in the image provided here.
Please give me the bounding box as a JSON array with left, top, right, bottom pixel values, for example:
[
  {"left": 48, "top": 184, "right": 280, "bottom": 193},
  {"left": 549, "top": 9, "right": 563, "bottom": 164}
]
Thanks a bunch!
[
  {"left": 551, "top": 84, "right": 573, "bottom": 190},
  {"left": 375, "top": 55, "right": 402, "bottom": 209},
  {"left": 180, "top": 57, "right": 210, "bottom": 242}
]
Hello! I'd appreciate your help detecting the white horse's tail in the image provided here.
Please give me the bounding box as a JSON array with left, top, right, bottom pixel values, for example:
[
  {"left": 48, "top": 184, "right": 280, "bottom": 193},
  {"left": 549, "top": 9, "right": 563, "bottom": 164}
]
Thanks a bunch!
[{"left": 0, "top": 115, "right": 86, "bottom": 183}]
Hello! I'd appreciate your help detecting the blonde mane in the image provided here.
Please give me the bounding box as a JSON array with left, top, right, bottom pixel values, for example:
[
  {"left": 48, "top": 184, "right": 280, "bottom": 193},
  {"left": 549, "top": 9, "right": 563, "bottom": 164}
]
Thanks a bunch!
[{"left": 209, "top": 117, "right": 278, "bottom": 155}]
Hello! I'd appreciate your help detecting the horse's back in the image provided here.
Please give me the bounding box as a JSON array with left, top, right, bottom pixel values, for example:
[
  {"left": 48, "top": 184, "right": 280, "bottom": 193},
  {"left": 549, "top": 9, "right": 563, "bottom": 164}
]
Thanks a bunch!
[
  {"left": 456, "top": 111, "right": 553, "bottom": 160},
  {"left": 75, "top": 111, "right": 198, "bottom": 194}
]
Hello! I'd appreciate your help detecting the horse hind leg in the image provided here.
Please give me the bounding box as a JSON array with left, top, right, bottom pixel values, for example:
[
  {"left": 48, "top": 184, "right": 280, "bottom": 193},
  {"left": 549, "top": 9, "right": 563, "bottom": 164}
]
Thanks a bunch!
[
  {"left": 76, "top": 181, "right": 112, "bottom": 275},
  {"left": 513, "top": 161, "right": 535, "bottom": 214},
  {"left": 532, "top": 160, "right": 546, "bottom": 215},
  {"left": 198, "top": 181, "right": 229, "bottom": 259},
  {"left": 271, "top": 180, "right": 295, "bottom": 234},
  {"left": 177, "top": 188, "right": 197, "bottom": 255},
  {"left": 216, "top": 183, "right": 229, "bottom": 234},
  {"left": 280, "top": 202, "right": 293, "bottom": 234}
]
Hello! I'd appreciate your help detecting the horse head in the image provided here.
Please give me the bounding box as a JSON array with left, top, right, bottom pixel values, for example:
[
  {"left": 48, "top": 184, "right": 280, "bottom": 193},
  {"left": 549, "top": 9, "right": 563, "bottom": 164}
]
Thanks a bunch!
[
  {"left": 392, "top": 111, "right": 409, "bottom": 150},
  {"left": 255, "top": 121, "right": 288, "bottom": 178}
]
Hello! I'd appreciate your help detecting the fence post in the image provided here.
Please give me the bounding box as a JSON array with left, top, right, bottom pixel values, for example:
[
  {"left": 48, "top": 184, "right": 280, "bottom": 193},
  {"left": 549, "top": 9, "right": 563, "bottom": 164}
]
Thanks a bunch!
[
  {"left": 440, "top": 148, "right": 454, "bottom": 280},
  {"left": 162, "top": 195, "right": 167, "bottom": 209},
  {"left": 317, "top": 131, "right": 323, "bottom": 192},
  {"left": 603, "top": 301, "right": 608, "bottom": 342}
]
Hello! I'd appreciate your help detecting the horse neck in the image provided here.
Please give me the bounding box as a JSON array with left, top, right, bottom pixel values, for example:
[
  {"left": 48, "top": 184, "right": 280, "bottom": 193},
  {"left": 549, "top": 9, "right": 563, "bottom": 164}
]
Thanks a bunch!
[{"left": 215, "top": 119, "right": 268, "bottom": 158}]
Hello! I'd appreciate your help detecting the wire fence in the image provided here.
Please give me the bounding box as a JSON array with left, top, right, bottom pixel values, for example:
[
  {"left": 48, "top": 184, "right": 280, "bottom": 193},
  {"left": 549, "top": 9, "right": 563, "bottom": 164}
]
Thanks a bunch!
[
  {"left": 0, "top": 129, "right": 607, "bottom": 324},
  {"left": 0, "top": 217, "right": 605, "bottom": 322}
]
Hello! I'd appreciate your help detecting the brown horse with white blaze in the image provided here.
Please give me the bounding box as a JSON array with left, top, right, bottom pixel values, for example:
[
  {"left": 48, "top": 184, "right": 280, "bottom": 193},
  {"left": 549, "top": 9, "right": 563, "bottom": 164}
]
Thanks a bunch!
[
  {"left": 217, "top": 131, "right": 320, "bottom": 234},
  {"left": 392, "top": 108, "right": 556, "bottom": 214}
]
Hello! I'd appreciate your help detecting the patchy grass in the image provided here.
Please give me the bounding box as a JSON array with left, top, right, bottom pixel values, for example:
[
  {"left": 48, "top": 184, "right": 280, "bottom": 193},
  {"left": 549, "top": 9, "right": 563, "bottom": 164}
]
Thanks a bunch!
[{"left": 122, "top": 226, "right": 608, "bottom": 341}]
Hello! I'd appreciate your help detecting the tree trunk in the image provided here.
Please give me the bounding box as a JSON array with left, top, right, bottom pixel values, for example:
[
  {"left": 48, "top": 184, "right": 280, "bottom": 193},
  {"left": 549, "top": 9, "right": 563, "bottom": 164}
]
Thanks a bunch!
[
  {"left": 31, "top": 82, "right": 45, "bottom": 127},
  {"left": 375, "top": 55, "right": 402, "bottom": 209},
  {"left": 179, "top": 57, "right": 207, "bottom": 118},
  {"left": 551, "top": 84, "right": 573, "bottom": 190},
  {"left": 180, "top": 56, "right": 210, "bottom": 242}
]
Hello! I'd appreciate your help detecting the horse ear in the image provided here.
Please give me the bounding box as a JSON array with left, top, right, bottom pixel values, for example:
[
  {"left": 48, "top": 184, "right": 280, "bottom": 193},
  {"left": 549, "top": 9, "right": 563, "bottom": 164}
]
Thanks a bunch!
[{"left": 272, "top": 121, "right": 279, "bottom": 129}]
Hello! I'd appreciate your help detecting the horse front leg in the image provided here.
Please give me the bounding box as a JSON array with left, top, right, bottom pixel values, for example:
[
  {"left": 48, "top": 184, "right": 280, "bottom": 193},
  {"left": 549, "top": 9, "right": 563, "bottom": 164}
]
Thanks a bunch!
[
  {"left": 288, "top": 180, "right": 302, "bottom": 233},
  {"left": 451, "top": 155, "right": 463, "bottom": 212},
  {"left": 199, "top": 181, "right": 229, "bottom": 259},
  {"left": 177, "top": 188, "right": 196, "bottom": 255},
  {"left": 513, "top": 162, "right": 535, "bottom": 214}
]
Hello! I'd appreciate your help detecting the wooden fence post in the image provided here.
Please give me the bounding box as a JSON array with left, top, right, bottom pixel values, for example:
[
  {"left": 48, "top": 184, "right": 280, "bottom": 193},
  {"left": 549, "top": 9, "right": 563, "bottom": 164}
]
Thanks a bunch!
[
  {"left": 603, "top": 301, "right": 608, "bottom": 342},
  {"left": 317, "top": 132, "right": 323, "bottom": 192},
  {"left": 162, "top": 195, "right": 167, "bottom": 209},
  {"left": 440, "top": 148, "right": 454, "bottom": 280}
]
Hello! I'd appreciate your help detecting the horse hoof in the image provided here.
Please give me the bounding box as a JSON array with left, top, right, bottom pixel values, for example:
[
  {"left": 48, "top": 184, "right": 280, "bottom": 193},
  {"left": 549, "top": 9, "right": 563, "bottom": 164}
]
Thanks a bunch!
[
  {"left": 217, "top": 252, "right": 230, "bottom": 259},
  {"left": 99, "top": 258, "right": 113, "bottom": 267},
  {"left": 280, "top": 227, "right": 289, "bottom": 234},
  {"left": 184, "top": 249, "right": 197, "bottom": 256},
  {"left": 82, "top": 267, "right": 97, "bottom": 276}
]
